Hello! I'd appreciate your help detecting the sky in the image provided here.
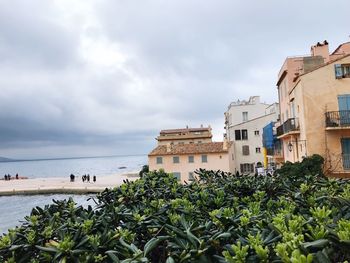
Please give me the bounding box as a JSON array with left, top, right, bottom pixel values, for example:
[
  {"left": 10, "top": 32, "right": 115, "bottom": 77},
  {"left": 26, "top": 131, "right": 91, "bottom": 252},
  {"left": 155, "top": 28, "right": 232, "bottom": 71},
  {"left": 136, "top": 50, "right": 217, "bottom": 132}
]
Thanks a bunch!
[{"left": 0, "top": 0, "right": 349, "bottom": 159}]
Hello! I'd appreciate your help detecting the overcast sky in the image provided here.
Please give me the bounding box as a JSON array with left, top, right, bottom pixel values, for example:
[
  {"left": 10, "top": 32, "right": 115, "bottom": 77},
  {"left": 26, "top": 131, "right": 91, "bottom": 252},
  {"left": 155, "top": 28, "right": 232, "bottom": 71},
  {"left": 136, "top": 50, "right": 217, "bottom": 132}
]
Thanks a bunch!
[{"left": 0, "top": 0, "right": 349, "bottom": 159}]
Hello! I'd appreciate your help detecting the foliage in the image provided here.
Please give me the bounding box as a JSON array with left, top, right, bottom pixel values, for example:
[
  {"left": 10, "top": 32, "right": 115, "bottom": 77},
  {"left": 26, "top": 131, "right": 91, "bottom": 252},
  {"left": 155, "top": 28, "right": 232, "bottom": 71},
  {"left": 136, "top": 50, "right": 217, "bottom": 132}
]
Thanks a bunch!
[
  {"left": 139, "top": 165, "right": 149, "bottom": 177},
  {"left": 1, "top": 156, "right": 350, "bottom": 262}
]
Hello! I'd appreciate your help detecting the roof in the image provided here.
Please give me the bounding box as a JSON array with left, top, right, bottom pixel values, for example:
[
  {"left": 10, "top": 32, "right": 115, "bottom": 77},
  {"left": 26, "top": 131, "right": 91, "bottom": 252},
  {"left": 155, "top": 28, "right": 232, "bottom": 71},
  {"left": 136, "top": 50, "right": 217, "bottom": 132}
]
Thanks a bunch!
[
  {"left": 148, "top": 142, "right": 227, "bottom": 156},
  {"left": 299, "top": 53, "right": 350, "bottom": 77},
  {"left": 289, "top": 53, "right": 350, "bottom": 94},
  {"left": 331, "top": 42, "right": 350, "bottom": 55},
  {"left": 160, "top": 127, "right": 210, "bottom": 135}
]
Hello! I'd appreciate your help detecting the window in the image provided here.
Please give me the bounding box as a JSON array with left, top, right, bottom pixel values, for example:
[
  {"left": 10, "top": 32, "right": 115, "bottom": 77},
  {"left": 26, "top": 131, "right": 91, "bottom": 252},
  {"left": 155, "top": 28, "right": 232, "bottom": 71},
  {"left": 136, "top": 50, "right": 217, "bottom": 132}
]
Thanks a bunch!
[
  {"left": 240, "top": 163, "right": 254, "bottom": 174},
  {"left": 235, "top": 130, "right": 241, "bottom": 140},
  {"left": 242, "top": 111, "right": 248, "bottom": 122},
  {"left": 254, "top": 130, "right": 260, "bottom": 136},
  {"left": 201, "top": 155, "right": 208, "bottom": 163},
  {"left": 235, "top": 129, "right": 248, "bottom": 140},
  {"left": 156, "top": 156, "right": 163, "bottom": 164},
  {"left": 256, "top": 147, "right": 261, "bottom": 153},
  {"left": 335, "top": 64, "right": 350, "bottom": 79},
  {"left": 341, "top": 138, "right": 350, "bottom": 170},
  {"left": 173, "top": 172, "right": 181, "bottom": 181},
  {"left": 242, "top": 129, "right": 248, "bottom": 140},
  {"left": 173, "top": 156, "right": 180, "bottom": 163},
  {"left": 242, "top": 145, "right": 250, "bottom": 155},
  {"left": 338, "top": 94, "right": 350, "bottom": 111},
  {"left": 188, "top": 172, "right": 195, "bottom": 181},
  {"left": 188, "top": 155, "right": 194, "bottom": 163}
]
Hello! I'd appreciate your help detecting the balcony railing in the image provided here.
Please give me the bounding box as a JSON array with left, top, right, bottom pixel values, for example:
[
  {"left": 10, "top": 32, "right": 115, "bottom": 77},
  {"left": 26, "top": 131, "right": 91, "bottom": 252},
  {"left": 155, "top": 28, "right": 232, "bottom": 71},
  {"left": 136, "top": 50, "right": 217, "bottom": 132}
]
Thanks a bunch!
[
  {"left": 276, "top": 118, "right": 300, "bottom": 137},
  {"left": 325, "top": 110, "right": 350, "bottom": 128},
  {"left": 343, "top": 154, "right": 350, "bottom": 170}
]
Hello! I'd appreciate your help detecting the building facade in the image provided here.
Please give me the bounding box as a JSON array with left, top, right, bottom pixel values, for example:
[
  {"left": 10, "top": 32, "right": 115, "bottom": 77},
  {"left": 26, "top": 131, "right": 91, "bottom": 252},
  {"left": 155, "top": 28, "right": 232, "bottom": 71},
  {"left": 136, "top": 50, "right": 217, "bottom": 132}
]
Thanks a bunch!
[
  {"left": 148, "top": 127, "right": 232, "bottom": 182},
  {"left": 276, "top": 41, "right": 350, "bottom": 177},
  {"left": 225, "top": 96, "right": 279, "bottom": 174}
]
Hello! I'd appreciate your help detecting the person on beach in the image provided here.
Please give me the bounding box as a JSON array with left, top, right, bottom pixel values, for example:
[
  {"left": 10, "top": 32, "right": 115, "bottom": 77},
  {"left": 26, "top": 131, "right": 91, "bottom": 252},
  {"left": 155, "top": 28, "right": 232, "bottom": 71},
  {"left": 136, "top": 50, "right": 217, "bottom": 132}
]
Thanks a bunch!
[
  {"left": 8, "top": 174, "right": 11, "bottom": 180},
  {"left": 93, "top": 175, "right": 96, "bottom": 183},
  {"left": 4, "top": 175, "right": 7, "bottom": 181},
  {"left": 16, "top": 173, "right": 18, "bottom": 179},
  {"left": 70, "top": 174, "right": 75, "bottom": 182},
  {"left": 82, "top": 175, "right": 85, "bottom": 182},
  {"left": 87, "top": 174, "right": 90, "bottom": 182}
]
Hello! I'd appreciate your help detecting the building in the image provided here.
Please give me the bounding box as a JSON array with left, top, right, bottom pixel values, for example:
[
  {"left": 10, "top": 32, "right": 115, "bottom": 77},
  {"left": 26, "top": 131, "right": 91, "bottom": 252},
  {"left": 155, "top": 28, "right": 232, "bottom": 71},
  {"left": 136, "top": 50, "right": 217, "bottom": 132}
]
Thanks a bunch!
[
  {"left": 148, "top": 126, "right": 232, "bottom": 182},
  {"left": 156, "top": 126, "right": 212, "bottom": 145},
  {"left": 276, "top": 40, "right": 350, "bottom": 177},
  {"left": 262, "top": 121, "right": 283, "bottom": 168},
  {"left": 225, "top": 96, "right": 279, "bottom": 174}
]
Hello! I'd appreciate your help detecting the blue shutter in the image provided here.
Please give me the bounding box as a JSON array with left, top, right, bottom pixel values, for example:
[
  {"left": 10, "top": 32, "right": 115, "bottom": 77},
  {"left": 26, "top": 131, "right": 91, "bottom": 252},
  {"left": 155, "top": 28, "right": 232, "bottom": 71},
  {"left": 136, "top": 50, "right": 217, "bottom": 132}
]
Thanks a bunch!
[
  {"left": 338, "top": 95, "right": 350, "bottom": 126},
  {"left": 341, "top": 138, "right": 350, "bottom": 169},
  {"left": 335, "top": 64, "right": 343, "bottom": 79},
  {"left": 338, "top": 95, "right": 350, "bottom": 111}
]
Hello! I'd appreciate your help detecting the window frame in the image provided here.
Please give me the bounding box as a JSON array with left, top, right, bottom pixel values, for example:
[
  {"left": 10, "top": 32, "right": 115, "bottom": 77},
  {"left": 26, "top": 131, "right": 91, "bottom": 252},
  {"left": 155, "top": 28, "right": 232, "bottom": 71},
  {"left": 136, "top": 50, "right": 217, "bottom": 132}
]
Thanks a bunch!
[
  {"left": 242, "top": 145, "right": 250, "bottom": 155},
  {"left": 173, "top": 172, "right": 181, "bottom": 181},
  {"left": 188, "top": 155, "right": 194, "bottom": 163},
  {"left": 201, "top": 154, "right": 208, "bottom": 163},
  {"left": 188, "top": 172, "right": 195, "bottom": 181},
  {"left": 242, "top": 129, "right": 248, "bottom": 140},
  {"left": 156, "top": 156, "right": 163, "bottom": 164},
  {"left": 242, "top": 111, "right": 248, "bottom": 122},
  {"left": 235, "top": 130, "right": 241, "bottom": 140},
  {"left": 173, "top": 156, "right": 180, "bottom": 164}
]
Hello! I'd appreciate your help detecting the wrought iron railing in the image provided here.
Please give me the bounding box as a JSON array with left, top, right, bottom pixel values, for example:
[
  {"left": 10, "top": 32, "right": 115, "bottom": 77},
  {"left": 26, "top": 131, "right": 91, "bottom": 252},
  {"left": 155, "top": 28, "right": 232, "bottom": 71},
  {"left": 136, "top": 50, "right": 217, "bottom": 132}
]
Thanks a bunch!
[
  {"left": 276, "top": 125, "right": 284, "bottom": 137},
  {"left": 276, "top": 118, "right": 300, "bottom": 136},
  {"left": 343, "top": 154, "right": 350, "bottom": 170},
  {"left": 325, "top": 110, "right": 350, "bottom": 128}
]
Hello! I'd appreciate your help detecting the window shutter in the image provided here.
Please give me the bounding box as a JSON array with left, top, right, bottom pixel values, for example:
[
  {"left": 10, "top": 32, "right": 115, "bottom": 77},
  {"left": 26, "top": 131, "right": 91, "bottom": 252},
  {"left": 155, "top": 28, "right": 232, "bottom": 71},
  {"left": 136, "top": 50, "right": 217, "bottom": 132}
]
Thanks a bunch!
[
  {"left": 335, "top": 64, "right": 343, "bottom": 79},
  {"left": 242, "top": 145, "right": 250, "bottom": 155},
  {"left": 235, "top": 130, "right": 241, "bottom": 140},
  {"left": 242, "top": 129, "right": 248, "bottom": 140}
]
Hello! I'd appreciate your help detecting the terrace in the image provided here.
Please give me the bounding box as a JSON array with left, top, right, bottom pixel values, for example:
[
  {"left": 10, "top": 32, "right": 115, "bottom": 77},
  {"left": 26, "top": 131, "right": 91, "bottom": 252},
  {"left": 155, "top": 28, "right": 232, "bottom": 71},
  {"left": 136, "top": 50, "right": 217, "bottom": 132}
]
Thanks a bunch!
[{"left": 325, "top": 110, "right": 350, "bottom": 130}]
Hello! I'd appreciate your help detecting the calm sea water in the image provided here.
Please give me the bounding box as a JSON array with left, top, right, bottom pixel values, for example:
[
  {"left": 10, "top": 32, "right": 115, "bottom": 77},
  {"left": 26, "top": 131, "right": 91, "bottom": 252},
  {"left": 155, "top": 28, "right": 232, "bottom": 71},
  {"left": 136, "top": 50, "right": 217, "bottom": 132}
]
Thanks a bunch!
[{"left": 0, "top": 155, "right": 147, "bottom": 234}]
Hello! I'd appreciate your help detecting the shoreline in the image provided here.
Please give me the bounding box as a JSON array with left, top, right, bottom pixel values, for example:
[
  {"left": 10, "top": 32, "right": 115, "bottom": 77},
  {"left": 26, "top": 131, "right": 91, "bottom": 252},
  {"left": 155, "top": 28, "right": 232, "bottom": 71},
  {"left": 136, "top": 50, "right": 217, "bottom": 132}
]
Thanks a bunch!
[{"left": 0, "top": 172, "right": 139, "bottom": 196}]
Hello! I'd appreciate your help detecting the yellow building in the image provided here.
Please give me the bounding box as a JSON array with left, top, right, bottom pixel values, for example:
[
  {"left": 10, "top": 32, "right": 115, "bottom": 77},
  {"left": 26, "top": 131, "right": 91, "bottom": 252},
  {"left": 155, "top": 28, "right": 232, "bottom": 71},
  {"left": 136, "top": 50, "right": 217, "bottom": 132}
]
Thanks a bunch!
[
  {"left": 276, "top": 41, "right": 350, "bottom": 177},
  {"left": 148, "top": 126, "right": 232, "bottom": 182}
]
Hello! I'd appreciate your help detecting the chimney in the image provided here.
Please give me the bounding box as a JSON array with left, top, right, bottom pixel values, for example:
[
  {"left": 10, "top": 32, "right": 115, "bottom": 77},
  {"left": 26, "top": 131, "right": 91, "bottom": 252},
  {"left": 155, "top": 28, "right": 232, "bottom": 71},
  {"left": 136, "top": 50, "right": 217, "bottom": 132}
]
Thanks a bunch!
[
  {"left": 223, "top": 135, "right": 228, "bottom": 150},
  {"left": 311, "top": 40, "right": 330, "bottom": 63}
]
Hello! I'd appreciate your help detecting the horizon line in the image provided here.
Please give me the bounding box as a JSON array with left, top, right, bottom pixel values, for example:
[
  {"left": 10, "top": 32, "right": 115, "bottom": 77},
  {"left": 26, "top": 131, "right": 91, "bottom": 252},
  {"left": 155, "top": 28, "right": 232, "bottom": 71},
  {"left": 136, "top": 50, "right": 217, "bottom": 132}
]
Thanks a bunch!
[{"left": 0, "top": 154, "right": 148, "bottom": 163}]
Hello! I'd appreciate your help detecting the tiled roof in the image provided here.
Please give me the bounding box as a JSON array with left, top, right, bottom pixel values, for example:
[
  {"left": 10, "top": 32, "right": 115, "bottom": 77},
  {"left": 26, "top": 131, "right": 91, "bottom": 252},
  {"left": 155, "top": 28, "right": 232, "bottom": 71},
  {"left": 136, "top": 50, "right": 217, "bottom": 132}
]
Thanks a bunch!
[
  {"left": 299, "top": 53, "right": 350, "bottom": 77},
  {"left": 148, "top": 142, "right": 227, "bottom": 156},
  {"left": 160, "top": 127, "right": 210, "bottom": 134}
]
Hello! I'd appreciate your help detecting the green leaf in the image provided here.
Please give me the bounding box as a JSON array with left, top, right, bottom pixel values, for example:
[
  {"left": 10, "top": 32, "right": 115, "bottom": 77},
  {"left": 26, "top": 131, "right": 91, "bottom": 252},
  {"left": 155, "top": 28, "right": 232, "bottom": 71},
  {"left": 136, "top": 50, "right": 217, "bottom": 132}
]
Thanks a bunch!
[
  {"left": 143, "top": 236, "right": 168, "bottom": 256},
  {"left": 35, "top": 245, "right": 59, "bottom": 253},
  {"left": 106, "top": 250, "right": 121, "bottom": 263}
]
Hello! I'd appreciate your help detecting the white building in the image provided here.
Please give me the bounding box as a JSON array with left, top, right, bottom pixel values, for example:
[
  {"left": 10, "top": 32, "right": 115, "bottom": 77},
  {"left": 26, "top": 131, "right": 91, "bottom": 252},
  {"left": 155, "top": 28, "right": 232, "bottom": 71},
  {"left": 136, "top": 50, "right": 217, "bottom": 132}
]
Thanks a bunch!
[{"left": 225, "top": 96, "right": 279, "bottom": 174}]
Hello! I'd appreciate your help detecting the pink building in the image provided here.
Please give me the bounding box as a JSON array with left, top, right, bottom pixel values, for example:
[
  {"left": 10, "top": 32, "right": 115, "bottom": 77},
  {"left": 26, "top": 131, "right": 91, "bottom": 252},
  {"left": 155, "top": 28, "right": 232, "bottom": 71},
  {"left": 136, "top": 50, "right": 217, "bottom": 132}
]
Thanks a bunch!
[
  {"left": 276, "top": 40, "right": 350, "bottom": 177},
  {"left": 148, "top": 127, "right": 232, "bottom": 182}
]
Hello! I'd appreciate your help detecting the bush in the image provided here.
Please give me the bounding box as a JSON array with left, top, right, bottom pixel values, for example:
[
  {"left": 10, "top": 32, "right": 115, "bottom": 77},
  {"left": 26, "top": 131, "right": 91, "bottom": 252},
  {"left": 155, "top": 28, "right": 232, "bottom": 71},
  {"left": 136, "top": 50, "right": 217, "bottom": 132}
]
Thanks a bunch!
[{"left": 1, "top": 165, "right": 350, "bottom": 262}]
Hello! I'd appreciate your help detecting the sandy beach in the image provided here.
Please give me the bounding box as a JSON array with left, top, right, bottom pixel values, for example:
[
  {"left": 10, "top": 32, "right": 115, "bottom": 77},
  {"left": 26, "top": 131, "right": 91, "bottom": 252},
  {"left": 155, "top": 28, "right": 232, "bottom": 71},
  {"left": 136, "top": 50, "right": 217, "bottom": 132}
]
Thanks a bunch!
[{"left": 0, "top": 173, "right": 139, "bottom": 196}]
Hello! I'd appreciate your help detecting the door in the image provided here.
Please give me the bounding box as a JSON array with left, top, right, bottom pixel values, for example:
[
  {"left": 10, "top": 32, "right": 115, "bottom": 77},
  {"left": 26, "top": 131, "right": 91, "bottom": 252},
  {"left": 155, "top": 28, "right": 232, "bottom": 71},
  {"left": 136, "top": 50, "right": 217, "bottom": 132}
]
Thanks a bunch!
[
  {"left": 338, "top": 95, "right": 350, "bottom": 126},
  {"left": 341, "top": 138, "right": 350, "bottom": 170}
]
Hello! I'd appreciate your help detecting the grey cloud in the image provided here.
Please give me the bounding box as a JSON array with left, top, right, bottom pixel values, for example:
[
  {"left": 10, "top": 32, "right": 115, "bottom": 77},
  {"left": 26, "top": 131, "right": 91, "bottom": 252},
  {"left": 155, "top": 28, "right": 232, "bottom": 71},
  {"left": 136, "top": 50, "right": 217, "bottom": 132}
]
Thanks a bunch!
[{"left": 0, "top": 0, "right": 349, "bottom": 158}]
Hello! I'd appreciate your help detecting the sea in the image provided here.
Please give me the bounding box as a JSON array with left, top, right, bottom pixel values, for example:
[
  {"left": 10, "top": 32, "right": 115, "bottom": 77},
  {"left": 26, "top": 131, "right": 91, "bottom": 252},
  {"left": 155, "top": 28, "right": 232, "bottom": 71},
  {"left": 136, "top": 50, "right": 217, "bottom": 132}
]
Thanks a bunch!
[{"left": 0, "top": 155, "right": 147, "bottom": 235}]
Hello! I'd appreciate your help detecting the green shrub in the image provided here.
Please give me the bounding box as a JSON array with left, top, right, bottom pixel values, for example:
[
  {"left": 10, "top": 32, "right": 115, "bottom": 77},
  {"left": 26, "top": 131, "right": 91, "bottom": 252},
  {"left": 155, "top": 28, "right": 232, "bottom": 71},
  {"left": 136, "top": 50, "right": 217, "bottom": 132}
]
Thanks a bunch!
[{"left": 1, "top": 162, "right": 350, "bottom": 262}]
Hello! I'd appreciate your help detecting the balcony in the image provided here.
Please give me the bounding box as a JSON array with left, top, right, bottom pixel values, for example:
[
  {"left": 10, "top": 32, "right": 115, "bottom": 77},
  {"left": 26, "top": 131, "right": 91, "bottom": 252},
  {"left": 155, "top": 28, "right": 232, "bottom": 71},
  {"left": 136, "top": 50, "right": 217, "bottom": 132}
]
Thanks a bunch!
[
  {"left": 325, "top": 111, "right": 350, "bottom": 129},
  {"left": 276, "top": 118, "right": 300, "bottom": 138}
]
